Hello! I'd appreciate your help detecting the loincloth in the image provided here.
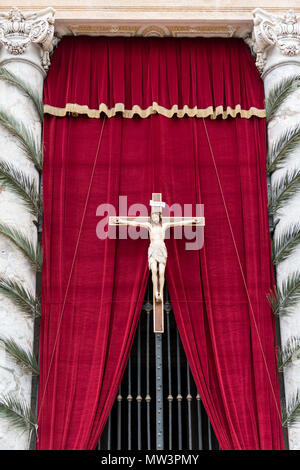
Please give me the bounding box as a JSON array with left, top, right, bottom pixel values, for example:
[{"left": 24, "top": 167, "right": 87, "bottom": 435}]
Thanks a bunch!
[{"left": 148, "top": 242, "right": 167, "bottom": 269}]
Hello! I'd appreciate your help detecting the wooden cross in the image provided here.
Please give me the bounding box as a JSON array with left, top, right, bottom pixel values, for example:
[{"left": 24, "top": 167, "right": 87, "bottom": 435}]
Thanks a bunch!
[{"left": 109, "top": 193, "right": 205, "bottom": 333}]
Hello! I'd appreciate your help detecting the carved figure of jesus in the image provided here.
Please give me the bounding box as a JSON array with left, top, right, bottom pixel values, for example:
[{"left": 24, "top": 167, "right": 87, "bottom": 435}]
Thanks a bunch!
[{"left": 110, "top": 212, "right": 203, "bottom": 302}]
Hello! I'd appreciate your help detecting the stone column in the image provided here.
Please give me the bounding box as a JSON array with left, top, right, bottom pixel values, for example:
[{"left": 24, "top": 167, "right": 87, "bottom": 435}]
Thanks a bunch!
[
  {"left": 0, "top": 6, "right": 55, "bottom": 449},
  {"left": 252, "top": 8, "right": 300, "bottom": 450}
]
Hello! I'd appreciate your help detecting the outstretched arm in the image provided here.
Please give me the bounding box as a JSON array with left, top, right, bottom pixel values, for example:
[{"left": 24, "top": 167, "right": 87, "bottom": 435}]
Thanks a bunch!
[
  {"left": 163, "top": 217, "right": 205, "bottom": 230},
  {"left": 109, "top": 216, "right": 151, "bottom": 230}
]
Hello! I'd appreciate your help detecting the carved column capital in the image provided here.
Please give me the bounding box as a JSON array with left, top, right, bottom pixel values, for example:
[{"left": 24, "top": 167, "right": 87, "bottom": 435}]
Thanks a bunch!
[
  {"left": 0, "top": 6, "right": 56, "bottom": 73},
  {"left": 252, "top": 8, "right": 300, "bottom": 75}
]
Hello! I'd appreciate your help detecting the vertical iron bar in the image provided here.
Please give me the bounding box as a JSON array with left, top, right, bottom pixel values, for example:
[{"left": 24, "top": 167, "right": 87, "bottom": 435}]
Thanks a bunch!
[
  {"left": 155, "top": 332, "right": 164, "bottom": 450},
  {"left": 176, "top": 329, "right": 183, "bottom": 450},
  {"left": 137, "top": 321, "right": 142, "bottom": 450},
  {"left": 208, "top": 418, "right": 212, "bottom": 450},
  {"left": 127, "top": 355, "right": 132, "bottom": 450},
  {"left": 186, "top": 360, "right": 193, "bottom": 450},
  {"left": 146, "top": 297, "right": 151, "bottom": 450},
  {"left": 107, "top": 413, "right": 112, "bottom": 450},
  {"left": 166, "top": 291, "right": 173, "bottom": 450},
  {"left": 117, "top": 385, "right": 122, "bottom": 450},
  {"left": 196, "top": 393, "right": 203, "bottom": 450}
]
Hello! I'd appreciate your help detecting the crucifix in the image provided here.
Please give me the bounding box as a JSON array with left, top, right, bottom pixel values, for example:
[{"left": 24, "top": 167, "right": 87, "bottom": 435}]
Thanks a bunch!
[{"left": 109, "top": 193, "right": 205, "bottom": 333}]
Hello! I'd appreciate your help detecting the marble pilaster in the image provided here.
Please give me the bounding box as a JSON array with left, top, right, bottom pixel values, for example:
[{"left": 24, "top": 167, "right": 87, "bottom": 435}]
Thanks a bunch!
[
  {"left": 253, "top": 8, "right": 300, "bottom": 450},
  {"left": 0, "top": 6, "right": 55, "bottom": 449}
]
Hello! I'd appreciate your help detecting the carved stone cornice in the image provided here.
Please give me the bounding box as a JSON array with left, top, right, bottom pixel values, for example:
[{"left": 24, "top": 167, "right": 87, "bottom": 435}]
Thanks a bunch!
[
  {"left": 0, "top": 6, "right": 56, "bottom": 72},
  {"left": 252, "top": 8, "right": 300, "bottom": 74},
  {"left": 67, "top": 23, "right": 239, "bottom": 38}
]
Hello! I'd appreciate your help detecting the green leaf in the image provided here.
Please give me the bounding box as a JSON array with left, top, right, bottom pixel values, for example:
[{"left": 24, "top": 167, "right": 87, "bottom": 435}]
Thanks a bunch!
[
  {"left": 266, "top": 75, "right": 300, "bottom": 124},
  {"left": 0, "top": 277, "right": 40, "bottom": 317},
  {"left": 277, "top": 336, "right": 300, "bottom": 371},
  {"left": 267, "top": 125, "right": 300, "bottom": 173},
  {"left": 0, "top": 160, "right": 42, "bottom": 218},
  {"left": 267, "top": 271, "right": 300, "bottom": 316},
  {"left": 0, "top": 337, "right": 39, "bottom": 375},
  {"left": 272, "top": 223, "right": 300, "bottom": 265},
  {"left": 268, "top": 169, "right": 300, "bottom": 215},
  {"left": 282, "top": 389, "right": 300, "bottom": 428},
  {"left": 0, "top": 394, "right": 37, "bottom": 435},
  {"left": 0, "top": 223, "right": 42, "bottom": 272},
  {"left": 0, "top": 109, "right": 43, "bottom": 171},
  {"left": 0, "top": 67, "right": 43, "bottom": 121}
]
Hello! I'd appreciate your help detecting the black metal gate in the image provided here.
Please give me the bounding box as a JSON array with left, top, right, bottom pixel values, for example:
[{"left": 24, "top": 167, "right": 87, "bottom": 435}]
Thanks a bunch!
[{"left": 97, "top": 281, "right": 220, "bottom": 451}]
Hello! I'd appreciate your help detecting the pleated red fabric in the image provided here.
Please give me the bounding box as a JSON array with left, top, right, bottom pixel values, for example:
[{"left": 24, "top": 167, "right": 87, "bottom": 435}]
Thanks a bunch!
[
  {"left": 37, "top": 37, "right": 284, "bottom": 450},
  {"left": 43, "top": 36, "right": 265, "bottom": 119}
]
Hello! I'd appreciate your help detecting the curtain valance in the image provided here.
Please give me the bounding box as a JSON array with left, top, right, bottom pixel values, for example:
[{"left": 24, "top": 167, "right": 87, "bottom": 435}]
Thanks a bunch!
[{"left": 44, "top": 36, "right": 265, "bottom": 120}]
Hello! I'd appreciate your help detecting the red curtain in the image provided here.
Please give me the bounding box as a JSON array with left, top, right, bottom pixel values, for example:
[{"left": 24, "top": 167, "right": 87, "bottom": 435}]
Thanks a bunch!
[
  {"left": 37, "top": 37, "right": 284, "bottom": 450},
  {"left": 44, "top": 36, "right": 265, "bottom": 119}
]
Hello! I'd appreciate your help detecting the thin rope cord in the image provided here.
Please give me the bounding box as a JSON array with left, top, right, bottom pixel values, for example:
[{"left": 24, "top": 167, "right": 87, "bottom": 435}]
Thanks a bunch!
[
  {"left": 37, "top": 117, "right": 106, "bottom": 429},
  {"left": 202, "top": 117, "right": 282, "bottom": 422}
]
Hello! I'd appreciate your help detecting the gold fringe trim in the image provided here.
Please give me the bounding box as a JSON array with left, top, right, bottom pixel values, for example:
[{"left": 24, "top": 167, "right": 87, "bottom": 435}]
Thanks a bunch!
[{"left": 44, "top": 102, "right": 266, "bottom": 119}]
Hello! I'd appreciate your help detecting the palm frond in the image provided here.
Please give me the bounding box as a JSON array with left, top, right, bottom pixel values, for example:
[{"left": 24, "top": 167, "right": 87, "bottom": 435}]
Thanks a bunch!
[
  {"left": 0, "top": 67, "right": 43, "bottom": 121},
  {"left": 272, "top": 223, "right": 300, "bottom": 265},
  {"left": 0, "top": 223, "right": 42, "bottom": 272},
  {"left": 267, "top": 288, "right": 278, "bottom": 315},
  {"left": 0, "top": 109, "right": 42, "bottom": 171},
  {"left": 0, "top": 394, "right": 37, "bottom": 436},
  {"left": 0, "top": 277, "right": 40, "bottom": 317},
  {"left": 277, "top": 336, "right": 300, "bottom": 372},
  {"left": 267, "top": 271, "right": 300, "bottom": 316},
  {"left": 282, "top": 389, "right": 300, "bottom": 428},
  {"left": 267, "top": 125, "right": 300, "bottom": 173},
  {"left": 266, "top": 75, "right": 300, "bottom": 123},
  {"left": 0, "top": 337, "right": 39, "bottom": 375},
  {"left": 268, "top": 169, "right": 300, "bottom": 215},
  {"left": 0, "top": 160, "right": 42, "bottom": 218}
]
